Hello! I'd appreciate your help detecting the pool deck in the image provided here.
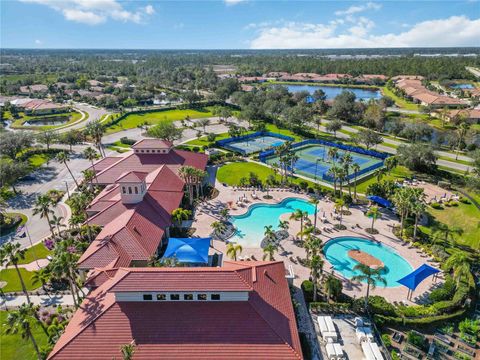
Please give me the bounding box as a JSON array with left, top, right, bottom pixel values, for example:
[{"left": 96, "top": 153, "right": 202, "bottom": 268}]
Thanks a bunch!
[{"left": 193, "top": 182, "right": 444, "bottom": 304}]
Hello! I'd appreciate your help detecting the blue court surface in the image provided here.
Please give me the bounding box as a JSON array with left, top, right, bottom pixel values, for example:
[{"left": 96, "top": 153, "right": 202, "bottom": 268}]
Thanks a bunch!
[
  {"left": 265, "top": 144, "right": 382, "bottom": 181},
  {"left": 226, "top": 135, "right": 287, "bottom": 154}
]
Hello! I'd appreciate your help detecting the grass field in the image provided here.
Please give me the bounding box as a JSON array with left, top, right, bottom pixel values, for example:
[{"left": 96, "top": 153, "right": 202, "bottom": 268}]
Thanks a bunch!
[
  {"left": 18, "top": 242, "right": 51, "bottom": 265},
  {"left": 9, "top": 111, "right": 82, "bottom": 131},
  {"left": 421, "top": 201, "right": 480, "bottom": 250},
  {"left": 0, "top": 268, "right": 39, "bottom": 293},
  {"left": 0, "top": 311, "right": 50, "bottom": 360},
  {"left": 381, "top": 86, "right": 420, "bottom": 111},
  {"left": 355, "top": 166, "right": 413, "bottom": 195},
  {"left": 105, "top": 107, "right": 214, "bottom": 134}
]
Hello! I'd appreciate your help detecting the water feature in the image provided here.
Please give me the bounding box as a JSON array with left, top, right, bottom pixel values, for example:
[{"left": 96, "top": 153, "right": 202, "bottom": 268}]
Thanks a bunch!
[
  {"left": 450, "top": 83, "right": 474, "bottom": 89},
  {"left": 285, "top": 84, "right": 381, "bottom": 101},
  {"left": 323, "top": 236, "right": 413, "bottom": 287},
  {"left": 230, "top": 198, "right": 315, "bottom": 247}
]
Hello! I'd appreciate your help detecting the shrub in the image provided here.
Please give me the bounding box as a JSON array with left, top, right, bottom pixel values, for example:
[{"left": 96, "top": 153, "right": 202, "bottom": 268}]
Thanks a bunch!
[
  {"left": 192, "top": 146, "right": 200, "bottom": 152},
  {"left": 299, "top": 181, "right": 308, "bottom": 191},
  {"left": 430, "top": 202, "right": 443, "bottom": 209},
  {"left": 429, "top": 276, "right": 455, "bottom": 303},
  {"left": 459, "top": 197, "right": 471, "bottom": 204},
  {"left": 381, "top": 334, "right": 392, "bottom": 348},
  {"left": 120, "top": 137, "right": 136, "bottom": 145},
  {"left": 391, "top": 350, "right": 401, "bottom": 360},
  {"left": 301, "top": 280, "right": 314, "bottom": 303},
  {"left": 407, "top": 331, "right": 427, "bottom": 350},
  {"left": 367, "top": 296, "right": 397, "bottom": 317},
  {"left": 342, "top": 194, "right": 353, "bottom": 205}
]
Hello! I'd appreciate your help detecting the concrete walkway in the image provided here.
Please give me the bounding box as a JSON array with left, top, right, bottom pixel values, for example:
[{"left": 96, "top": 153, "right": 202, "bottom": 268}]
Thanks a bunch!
[{"left": 1, "top": 293, "right": 77, "bottom": 309}]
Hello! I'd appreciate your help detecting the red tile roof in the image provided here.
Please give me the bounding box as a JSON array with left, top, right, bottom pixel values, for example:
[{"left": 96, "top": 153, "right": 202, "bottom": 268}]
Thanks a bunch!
[
  {"left": 131, "top": 138, "right": 173, "bottom": 149},
  {"left": 91, "top": 157, "right": 122, "bottom": 173},
  {"left": 116, "top": 171, "right": 149, "bottom": 183},
  {"left": 48, "top": 262, "right": 302, "bottom": 360},
  {"left": 79, "top": 166, "right": 185, "bottom": 270},
  {"left": 94, "top": 150, "right": 207, "bottom": 185}
]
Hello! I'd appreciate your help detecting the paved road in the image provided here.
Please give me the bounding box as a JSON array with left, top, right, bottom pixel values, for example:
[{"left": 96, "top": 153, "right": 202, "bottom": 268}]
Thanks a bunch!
[
  {"left": 58, "top": 103, "right": 110, "bottom": 133},
  {"left": 386, "top": 106, "right": 421, "bottom": 114},
  {"left": 3, "top": 117, "right": 246, "bottom": 248},
  {"left": 319, "top": 119, "right": 473, "bottom": 172}
]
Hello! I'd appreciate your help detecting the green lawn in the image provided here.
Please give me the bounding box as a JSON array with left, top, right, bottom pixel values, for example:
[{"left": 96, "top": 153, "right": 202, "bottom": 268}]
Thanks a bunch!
[
  {"left": 0, "top": 268, "right": 39, "bottom": 293},
  {"left": 355, "top": 166, "right": 413, "bottom": 195},
  {"left": 0, "top": 311, "right": 50, "bottom": 360},
  {"left": 423, "top": 201, "right": 480, "bottom": 250},
  {"left": 0, "top": 212, "right": 28, "bottom": 237},
  {"left": 381, "top": 86, "right": 420, "bottom": 111},
  {"left": 216, "top": 161, "right": 327, "bottom": 191},
  {"left": 18, "top": 242, "right": 51, "bottom": 265},
  {"left": 10, "top": 111, "right": 82, "bottom": 131},
  {"left": 105, "top": 107, "right": 215, "bottom": 134}
]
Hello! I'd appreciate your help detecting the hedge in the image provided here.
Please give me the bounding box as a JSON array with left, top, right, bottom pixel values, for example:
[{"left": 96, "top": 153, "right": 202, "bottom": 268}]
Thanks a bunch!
[
  {"left": 301, "top": 280, "right": 314, "bottom": 303},
  {"left": 374, "top": 309, "right": 468, "bottom": 327}
]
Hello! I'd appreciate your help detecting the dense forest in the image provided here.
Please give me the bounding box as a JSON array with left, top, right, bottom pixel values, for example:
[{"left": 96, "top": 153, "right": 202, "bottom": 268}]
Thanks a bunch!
[{"left": 1, "top": 48, "right": 479, "bottom": 87}]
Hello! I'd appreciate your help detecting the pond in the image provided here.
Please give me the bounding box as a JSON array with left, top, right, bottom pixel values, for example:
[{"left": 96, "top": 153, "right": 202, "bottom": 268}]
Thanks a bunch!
[
  {"left": 449, "top": 83, "right": 474, "bottom": 89},
  {"left": 284, "top": 84, "right": 381, "bottom": 101},
  {"left": 23, "top": 116, "right": 70, "bottom": 127}
]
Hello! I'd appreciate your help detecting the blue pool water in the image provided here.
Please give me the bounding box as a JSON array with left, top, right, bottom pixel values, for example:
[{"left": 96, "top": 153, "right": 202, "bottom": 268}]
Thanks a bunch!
[
  {"left": 450, "top": 83, "right": 474, "bottom": 89},
  {"left": 286, "top": 85, "right": 381, "bottom": 101},
  {"left": 230, "top": 198, "right": 315, "bottom": 247},
  {"left": 324, "top": 237, "right": 413, "bottom": 287}
]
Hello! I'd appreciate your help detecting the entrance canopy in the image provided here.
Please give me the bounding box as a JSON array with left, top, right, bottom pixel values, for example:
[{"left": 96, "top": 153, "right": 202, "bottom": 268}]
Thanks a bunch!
[
  {"left": 163, "top": 237, "right": 211, "bottom": 264},
  {"left": 397, "top": 264, "right": 440, "bottom": 291},
  {"left": 367, "top": 195, "right": 392, "bottom": 208}
]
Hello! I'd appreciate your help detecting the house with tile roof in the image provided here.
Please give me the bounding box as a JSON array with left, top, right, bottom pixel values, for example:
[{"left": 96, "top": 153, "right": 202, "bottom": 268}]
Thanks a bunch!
[
  {"left": 48, "top": 261, "right": 303, "bottom": 360},
  {"left": 79, "top": 140, "right": 208, "bottom": 273}
]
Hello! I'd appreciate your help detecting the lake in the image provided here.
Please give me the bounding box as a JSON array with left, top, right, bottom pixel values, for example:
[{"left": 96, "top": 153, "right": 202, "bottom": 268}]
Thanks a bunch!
[{"left": 285, "top": 84, "right": 381, "bottom": 101}]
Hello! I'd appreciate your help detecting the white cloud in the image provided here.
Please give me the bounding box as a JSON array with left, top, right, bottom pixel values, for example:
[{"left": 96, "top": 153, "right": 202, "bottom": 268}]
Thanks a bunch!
[
  {"left": 19, "top": 0, "right": 155, "bottom": 25},
  {"left": 225, "top": 0, "right": 247, "bottom": 5},
  {"left": 35, "top": 39, "right": 43, "bottom": 45},
  {"left": 249, "top": 16, "right": 480, "bottom": 49},
  {"left": 335, "top": 2, "right": 381, "bottom": 16}
]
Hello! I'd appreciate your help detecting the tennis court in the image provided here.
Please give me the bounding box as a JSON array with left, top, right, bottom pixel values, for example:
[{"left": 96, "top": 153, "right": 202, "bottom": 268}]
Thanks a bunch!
[
  {"left": 265, "top": 144, "right": 383, "bottom": 182},
  {"left": 223, "top": 135, "right": 289, "bottom": 154}
]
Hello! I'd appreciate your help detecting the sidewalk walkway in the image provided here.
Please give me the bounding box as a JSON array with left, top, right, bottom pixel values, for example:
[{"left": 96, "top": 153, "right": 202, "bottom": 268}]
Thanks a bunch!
[{"left": 1, "top": 293, "right": 76, "bottom": 308}]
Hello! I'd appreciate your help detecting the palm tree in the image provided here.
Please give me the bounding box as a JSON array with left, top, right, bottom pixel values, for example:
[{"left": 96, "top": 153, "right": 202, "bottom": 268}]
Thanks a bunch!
[
  {"left": 211, "top": 221, "right": 226, "bottom": 237},
  {"left": 392, "top": 187, "right": 415, "bottom": 238},
  {"left": 334, "top": 198, "right": 346, "bottom": 226},
  {"left": 226, "top": 243, "right": 243, "bottom": 261},
  {"left": 412, "top": 199, "right": 426, "bottom": 241},
  {"left": 309, "top": 198, "right": 319, "bottom": 230},
  {"left": 324, "top": 275, "right": 342, "bottom": 301},
  {"left": 290, "top": 209, "right": 308, "bottom": 240},
  {"left": 120, "top": 342, "right": 136, "bottom": 360},
  {"left": 85, "top": 120, "right": 106, "bottom": 157},
  {"left": 49, "top": 248, "right": 82, "bottom": 308},
  {"left": 82, "top": 169, "right": 96, "bottom": 189},
  {"left": 83, "top": 147, "right": 100, "bottom": 184},
  {"left": 171, "top": 208, "right": 191, "bottom": 229},
  {"left": 49, "top": 214, "right": 65, "bottom": 237},
  {"left": 262, "top": 242, "right": 278, "bottom": 261},
  {"left": 327, "top": 165, "right": 341, "bottom": 195},
  {"left": 4, "top": 303, "right": 42, "bottom": 360},
  {"left": 327, "top": 147, "right": 338, "bottom": 165},
  {"left": 197, "top": 118, "right": 210, "bottom": 133},
  {"left": 0, "top": 242, "right": 31, "bottom": 304},
  {"left": 56, "top": 151, "right": 79, "bottom": 187},
  {"left": 310, "top": 255, "right": 324, "bottom": 302},
  {"left": 455, "top": 122, "right": 470, "bottom": 160},
  {"left": 278, "top": 220, "right": 289, "bottom": 231},
  {"left": 298, "top": 226, "right": 315, "bottom": 247},
  {"left": 304, "top": 234, "right": 322, "bottom": 260},
  {"left": 31, "top": 267, "right": 51, "bottom": 294},
  {"left": 264, "top": 225, "right": 276, "bottom": 243},
  {"left": 384, "top": 156, "right": 398, "bottom": 175},
  {"left": 352, "top": 163, "right": 361, "bottom": 201},
  {"left": 433, "top": 224, "right": 463, "bottom": 250},
  {"left": 444, "top": 252, "right": 472, "bottom": 285},
  {"left": 351, "top": 263, "right": 387, "bottom": 312},
  {"left": 366, "top": 206, "right": 380, "bottom": 232},
  {"left": 33, "top": 194, "right": 55, "bottom": 238},
  {"left": 341, "top": 154, "right": 353, "bottom": 196}
]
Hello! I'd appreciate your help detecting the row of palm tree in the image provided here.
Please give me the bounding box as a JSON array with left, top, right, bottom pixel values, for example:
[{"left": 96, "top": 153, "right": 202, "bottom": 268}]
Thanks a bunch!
[
  {"left": 326, "top": 149, "right": 361, "bottom": 200},
  {"left": 391, "top": 186, "right": 426, "bottom": 239},
  {"left": 178, "top": 166, "right": 208, "bottom": 206}
]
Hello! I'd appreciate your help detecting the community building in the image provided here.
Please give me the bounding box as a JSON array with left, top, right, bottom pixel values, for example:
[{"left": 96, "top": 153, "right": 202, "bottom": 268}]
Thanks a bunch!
[
  {"left": 48, "top": 262, "right": 303, "bottom": 360},
  {"left": 78, "top": 139, "right": 208, "bottom": 273}
]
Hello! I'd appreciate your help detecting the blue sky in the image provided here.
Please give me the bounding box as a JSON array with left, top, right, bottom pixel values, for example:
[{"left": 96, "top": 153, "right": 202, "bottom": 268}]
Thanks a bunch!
[{"left": 1, "top": 0, "right": 479, "bottom": 49}]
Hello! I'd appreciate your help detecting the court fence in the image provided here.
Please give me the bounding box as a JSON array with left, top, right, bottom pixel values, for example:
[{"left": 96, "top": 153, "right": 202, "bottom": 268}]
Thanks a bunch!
[
  {"left": 216, "top": 131, "right": 294, "bottom": 155},
  {"left": 259, "top": 139, "right": 389, "bottom": 183}
]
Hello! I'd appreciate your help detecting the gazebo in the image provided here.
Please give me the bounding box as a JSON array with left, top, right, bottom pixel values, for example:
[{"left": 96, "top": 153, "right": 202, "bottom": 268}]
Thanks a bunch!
[
  {"left": 397, "top": 264, "right": 440, "bottom": 300},
  {"left": 163, "top": 237, "right": 211, "bottom": 265}
]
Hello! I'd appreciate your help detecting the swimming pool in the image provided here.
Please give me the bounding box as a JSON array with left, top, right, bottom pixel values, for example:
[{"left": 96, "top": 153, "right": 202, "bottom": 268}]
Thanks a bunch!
[
  {"left": 230, "top": 198, "right": 315, "bottom": 247},
  {"left": 323, "top": 237, "right": 413, "bottom": 287}
]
